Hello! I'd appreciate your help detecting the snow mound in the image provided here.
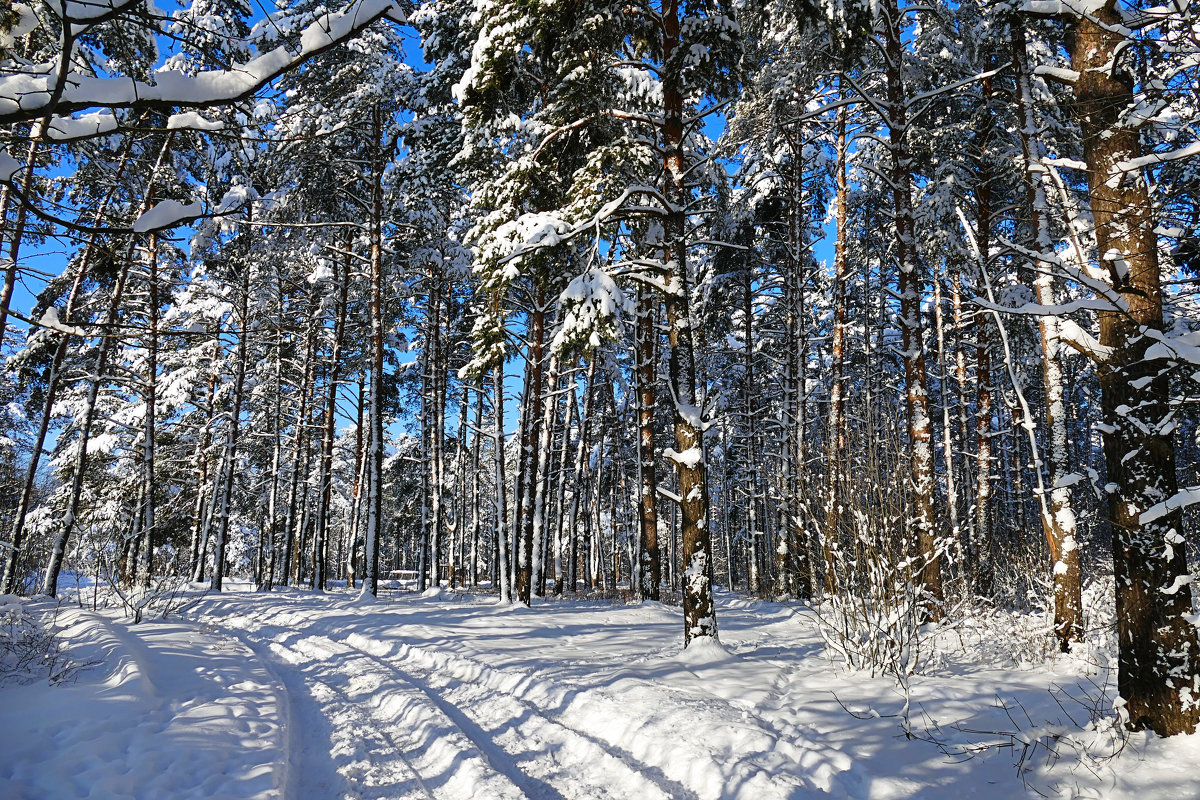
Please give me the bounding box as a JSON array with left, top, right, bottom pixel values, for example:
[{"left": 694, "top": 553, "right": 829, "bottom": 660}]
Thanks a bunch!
[
  {"left": 0, "top": 608, "right": 284, "bottom": 800},
  {"left": 675, "top": 635, "right": 734, "bottom": 665}
]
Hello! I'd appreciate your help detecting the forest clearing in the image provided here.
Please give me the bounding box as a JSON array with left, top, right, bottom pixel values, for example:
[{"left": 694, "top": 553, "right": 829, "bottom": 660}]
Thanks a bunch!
[{"left": 5, "top": 582, "right": 1199, "bottom": 800}]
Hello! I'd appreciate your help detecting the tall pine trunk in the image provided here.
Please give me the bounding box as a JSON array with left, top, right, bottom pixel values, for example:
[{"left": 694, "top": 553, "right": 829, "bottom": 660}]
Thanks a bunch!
[
  {"left": 314, "top": 245, "right": 350, "bottom": 591},
  {"left": 567, "top": 360, "right": 597, "bottom": 595},
  {"left": 492, "top": 308, "right": 511, "bottom": 603},
  {"left": 883, "top": 0, "right": 941, "bottom": 616},
  {"left": 1070, "top": 3, "right": 1200, "bottom": 736},
  {"left": 212, "top": 208, "right": 253, "bottom": 592},
  {"left": 822, "top": 100, "right": 851, "bottom": 597},
  {"left": 553, "top": 376, "right": 575, "bottom": 596},
  {"left": 138, "top": 232, "right": 159, "bottom": 588},
  {"left": 361, "top": 105, "right": 386, "bottom": 598},
  {"left": 531, "top": 346, "right": 560, "bottom": 599},
  {"left": 635, "top": 286, "right": 660, "bottom": 600},
  {"left": 469, "top": 378, "right": 483, "bottom": 588},
  {"left": 1012, "top": 18, "right": 1083, "bottom": 651},
  {"left": 516, "top": 283, "right": 546, "bottom": 605},
  {"left": 662, "top": 0, "right": 716, "bottom": 645}
]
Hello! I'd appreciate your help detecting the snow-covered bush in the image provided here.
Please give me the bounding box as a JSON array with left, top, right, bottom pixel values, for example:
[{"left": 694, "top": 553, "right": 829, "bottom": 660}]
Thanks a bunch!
[
  {"left": 808, "top": 415, "right": 938, "bottom": 682},
  {"left": 102, "top": 574, "right": 201, "bottom": 624},
  {"left": 955, "top": 573, "right": 1117, "bottom": 670},
  {"left": 811, "top": 522, "right": 929, "bottom": 680},
  {"left": 0, "top": 597, "right": 78, "bottom": 686}
]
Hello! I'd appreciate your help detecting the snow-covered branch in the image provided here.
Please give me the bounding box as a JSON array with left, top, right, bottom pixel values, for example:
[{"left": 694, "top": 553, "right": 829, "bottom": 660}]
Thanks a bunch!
[{"left": 0, "top": 0, "right": 405, "bottom": 126}]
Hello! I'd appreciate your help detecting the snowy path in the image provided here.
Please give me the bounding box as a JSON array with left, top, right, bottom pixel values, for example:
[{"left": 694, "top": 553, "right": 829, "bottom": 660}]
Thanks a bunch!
[
  {"left": 185, "top": 588, "right": 1200, "bottom": 800},
  {"left": 216, "top": 597, "right": 723, "bottom": 800},
  {"left": 6, "top": 586, "right": 1200, "bottom": 800},
  {"left": 176, "top": 589, "right": 871, "bottom": 800},
  {"left": 0, "top": 604, "right": 284, "bottom": 799}
]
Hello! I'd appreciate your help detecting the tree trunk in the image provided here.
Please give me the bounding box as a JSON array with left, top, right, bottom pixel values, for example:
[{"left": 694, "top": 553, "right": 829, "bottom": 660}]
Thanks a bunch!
[
  {"left": 286, "top": 298, "right": 319, "bottom": 586},
  {"left": 974, "top": 295, "right": 994, "bottom": 596},
  {"left": 516, "top": 282, "right": 546, "bottom": 605},
  {"left": 212, "top": 208, "right": 253, "bottom": 592},
  {"left": 783, "top": 132, "right": 814, "bottom": 600},
  {"left": 492, "top": 309, "right": 511, "bottom": 603},
  {"left": 469, "top": 378, "right": 483, "bottom": 588},
  {"left": 192, "top": 412, "right": 223, "bottom": 584},
  {"left": 427, "top": 276, "right": 446, "bottom": 590},
  {"left": 1071, "top": 3, "right": 1200, "bottom": 736},
  {"left": 139, "top": 232, "right": 159, "bottom": 588},
  {"left": 1012, "top": 19, "right": 1082, "bottom": 651},
  {"left": 567, "top": 360, "right": 597, "bottom": 595},
  {"left": 742, "top": 247, "right": 762, "bottom": 596},
  {"left": 531, "top": 347, "right": 559, "bottom": 600},
  {"left": 314, "top": 246, "right": 349, "bottom": 591},
  {"left": 882, "top": 0, "right": 941, "bottom": 616},
  {"left": 361, "top": 105, "right": 385, "bottom": 599},
  {"left": 662, "top": 0, "right": 715, "bottom": 646},
  {"left": 553, "top": 375, "right": 574, "bottom": 596},
  {"left": 346, "top": 372, "right": 367, "bottom": 587},
  {"left": 822, "top": 101, "right": 851, "bottom": 599},
  {"left": 950, "top": 267, "right": 975, "bottom": 560},
  {"left": 932, "top": 274, "right": 960, "bottom": 567},
  {"left": 452, "top": 379, "right": 470, "bottom": 589},
  {"left": 262, "top": 322, "right": 283, "bottom": 592},
  {"left": 635, "top": 285, "right": 660, "bottom": 600}
]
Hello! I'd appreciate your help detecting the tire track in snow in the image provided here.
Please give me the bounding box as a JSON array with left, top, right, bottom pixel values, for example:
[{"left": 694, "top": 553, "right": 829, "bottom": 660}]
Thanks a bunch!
[
  {"left": 225, "top": 628, "right": 343, "bottom": 800},
  {"left": 348, "top": 632, "right": 863, "bottom": 800},
  {"left": 283, "top": 634, "right": 538, "bottom": 800},
  {"left": 214, "top": 600, "right": 680, "bottom": 800},
  {"left": 217, "top": 613, "right": 528, "bottom": 800},
  {"left": 267, "top": 637, "right": 439, "bottom": 800},
  {"left": 314, "top": 632, "right": 677, "bottom": 800}
]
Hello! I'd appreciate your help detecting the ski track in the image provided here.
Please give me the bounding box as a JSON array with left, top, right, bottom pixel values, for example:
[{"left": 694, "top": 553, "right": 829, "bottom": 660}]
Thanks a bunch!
[
  {"left": 198, "top": 594, "right": 864, "bottom": 800},
  {"left": 222, "top": 618, "right": 520, "bottom": 800},
  {"left": 333, "top": 633, "right": 687, "bottom": 800},
  {"left": 222, "top": 613, "right": 675, "bottom": 800},
  {"left": 221, "top": 626, "right": 353, "bottom": 800},
  {"left": 343, "top": 631, "right": 843, "bottom": 800}
]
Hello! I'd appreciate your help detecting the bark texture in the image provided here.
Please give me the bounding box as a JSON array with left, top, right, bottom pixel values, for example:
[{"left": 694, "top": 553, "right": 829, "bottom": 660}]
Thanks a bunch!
[{"left": 1071, "top": 3, "right": 1200, "bottom": 736}]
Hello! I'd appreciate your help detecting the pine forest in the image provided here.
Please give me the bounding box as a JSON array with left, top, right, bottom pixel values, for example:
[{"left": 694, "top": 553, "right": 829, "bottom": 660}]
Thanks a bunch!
[{"left": 2, "top": 2, "right": 1200, "bottom": 798}]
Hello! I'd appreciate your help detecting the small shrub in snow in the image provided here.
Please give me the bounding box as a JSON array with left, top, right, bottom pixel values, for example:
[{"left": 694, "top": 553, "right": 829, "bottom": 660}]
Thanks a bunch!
[
  {"left": 103, "top": 574, "right": 202, "bottom": 624},
  {"left": 807, "top": 439, "right": 940, "bottom": 682},
  {"left": 806, "top": 411, "right": 956, "bottom": 687},
  {"left": 809, "top": 551, "right": 929, "bottom": 679},
  {"left": 0, "top": 597, "right": 80, "bottom": 686}
]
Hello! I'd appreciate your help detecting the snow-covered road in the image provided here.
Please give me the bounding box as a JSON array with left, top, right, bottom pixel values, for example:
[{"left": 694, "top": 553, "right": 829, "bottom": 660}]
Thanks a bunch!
[
  {"left": 206, "top": 592, "right": 855, "bottom": 800},
  {"left": 4, "top": 585, "right": 1200, "bottom": 799}
]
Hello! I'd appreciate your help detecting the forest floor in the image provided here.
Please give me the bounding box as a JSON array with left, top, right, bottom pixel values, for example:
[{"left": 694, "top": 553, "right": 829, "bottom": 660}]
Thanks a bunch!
[{"left": 2, "top": 582, "right": 1199, "bottom": 800}]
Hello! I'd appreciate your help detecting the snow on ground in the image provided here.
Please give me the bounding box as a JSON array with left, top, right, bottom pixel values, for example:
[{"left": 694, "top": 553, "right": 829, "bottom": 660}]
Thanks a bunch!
[
  {"left": 3, "top": 584, "right": 1199, "bottom": 800},
  {"left": 0, "top": 599, "right": 283, "bottom": 800}
]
